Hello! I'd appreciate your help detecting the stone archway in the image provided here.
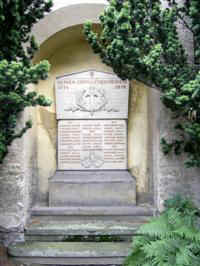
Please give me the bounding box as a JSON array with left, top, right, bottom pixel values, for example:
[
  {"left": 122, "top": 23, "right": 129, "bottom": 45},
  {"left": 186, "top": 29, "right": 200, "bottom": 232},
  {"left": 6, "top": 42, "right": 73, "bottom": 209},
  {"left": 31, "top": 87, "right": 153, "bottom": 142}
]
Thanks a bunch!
[{"left": 32, "top": 0, "right": 108, "bottom": 46}]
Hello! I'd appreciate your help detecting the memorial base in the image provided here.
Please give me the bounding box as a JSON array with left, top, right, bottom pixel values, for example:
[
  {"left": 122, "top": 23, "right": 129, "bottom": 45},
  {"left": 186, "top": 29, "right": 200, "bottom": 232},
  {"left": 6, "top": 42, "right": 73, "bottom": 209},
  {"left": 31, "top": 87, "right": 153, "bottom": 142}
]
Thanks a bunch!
[{"left": 49, "top": 171, "right": 136, "bottom": 207}]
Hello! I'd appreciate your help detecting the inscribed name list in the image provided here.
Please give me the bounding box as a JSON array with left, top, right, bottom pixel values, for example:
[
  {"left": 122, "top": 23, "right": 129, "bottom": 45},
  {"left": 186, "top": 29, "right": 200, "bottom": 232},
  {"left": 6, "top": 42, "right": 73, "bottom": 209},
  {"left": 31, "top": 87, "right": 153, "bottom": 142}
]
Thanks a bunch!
[
  {"left": 58, "top": 120, "right": 127, "bottom": 170},
  {"left": 56, "top": 70, "right": 129, "bottom": 119}
]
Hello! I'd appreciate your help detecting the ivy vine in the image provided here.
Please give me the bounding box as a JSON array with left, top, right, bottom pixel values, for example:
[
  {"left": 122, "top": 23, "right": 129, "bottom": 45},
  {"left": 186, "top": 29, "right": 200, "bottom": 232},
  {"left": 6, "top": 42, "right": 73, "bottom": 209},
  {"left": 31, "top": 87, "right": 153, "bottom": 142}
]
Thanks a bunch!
[
  {"left": 0, "top": 0, "right": 53, "bottom": 163},
  {"left": 84, "top": 0, "right": 200, "bottom": 168}
]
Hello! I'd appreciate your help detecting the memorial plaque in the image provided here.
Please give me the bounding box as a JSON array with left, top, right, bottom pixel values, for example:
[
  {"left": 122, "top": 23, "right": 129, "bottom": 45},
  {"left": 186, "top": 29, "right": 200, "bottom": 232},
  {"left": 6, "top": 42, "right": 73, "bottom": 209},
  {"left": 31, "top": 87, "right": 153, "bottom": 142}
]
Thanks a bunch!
[
  {"left": 58, "top": 120, "right": 127, "bottom": 170},
  {"left": 56, "top": 70, "right": 129, "bottom": 119},
  {"left": 50, "top": 70, "right": 136, "bottom": 207}
]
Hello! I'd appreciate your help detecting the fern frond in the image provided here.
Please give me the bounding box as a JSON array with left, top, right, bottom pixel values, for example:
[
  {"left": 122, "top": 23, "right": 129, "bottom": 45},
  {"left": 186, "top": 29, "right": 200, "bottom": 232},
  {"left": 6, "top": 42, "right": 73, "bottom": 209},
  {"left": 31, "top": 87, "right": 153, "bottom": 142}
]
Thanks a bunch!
[
  {"left": 123, "top": 196, "right": 200, "bottom": 266},
  {"left": 142, "top": 238, "right": 178, "bottom": 261},
  {"left": 123, "top": 248, "right": 147, "bottom": 266},
  {"left": 138, "top": 214, "right": 171, "bottom": 238},
  {"left": 173, "top": 225, "right": 199, "bottom": 241},
  {"left": 176, "top": 245, "right": 198, "bottom": 266},
  {"left": 133, "top": 235, "right": 153, "bottom": 249}
]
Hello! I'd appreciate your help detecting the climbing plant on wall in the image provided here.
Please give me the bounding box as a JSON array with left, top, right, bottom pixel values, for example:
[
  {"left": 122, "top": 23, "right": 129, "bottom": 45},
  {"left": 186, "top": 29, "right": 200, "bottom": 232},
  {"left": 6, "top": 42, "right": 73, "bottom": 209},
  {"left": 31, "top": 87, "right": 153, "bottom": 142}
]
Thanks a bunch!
[
  {"left": 84, "top": 0, "right": 200, "bottom": 168},
  {"left": 0, "top": 0, "right": 53, "bottom": 163}
]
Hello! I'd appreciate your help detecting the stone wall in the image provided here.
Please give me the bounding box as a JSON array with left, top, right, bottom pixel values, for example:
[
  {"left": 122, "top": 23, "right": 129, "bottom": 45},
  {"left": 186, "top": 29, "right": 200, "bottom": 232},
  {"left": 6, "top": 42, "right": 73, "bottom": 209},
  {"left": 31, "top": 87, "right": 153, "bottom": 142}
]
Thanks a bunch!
[
  {"left": 0, "top": 107, "right": 36, "bottom": 245},
  {"left": 0, "top": 135, "right": 25, "bottom": 245},
  {"left": 156, "top": 105, "right": 200, "bottom": 211}
]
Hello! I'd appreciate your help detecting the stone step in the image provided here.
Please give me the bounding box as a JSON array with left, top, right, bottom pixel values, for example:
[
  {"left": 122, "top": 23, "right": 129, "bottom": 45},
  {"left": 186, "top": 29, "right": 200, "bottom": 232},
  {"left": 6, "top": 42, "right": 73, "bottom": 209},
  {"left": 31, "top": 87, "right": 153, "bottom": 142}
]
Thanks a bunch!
[
  {"left": 8, "top": 242, "right": 131, "bottom": 265},
  {"left": 26, "top": 220, "right": 142, "bottom": 236},
  {"left": 28, "top": 215, "right": 153, "bottom": 223},
  {"left": 25, "top": 234, "right": 132, "bottom": 242},
  {"left": 25, "top": 219, "right": 146, "bottom": 241},
  {"left": 11, "top": 257, "right": 125, "bottom": 265},
  {"left": 31, "top": 205, "right": 154, "bottom": 217}
]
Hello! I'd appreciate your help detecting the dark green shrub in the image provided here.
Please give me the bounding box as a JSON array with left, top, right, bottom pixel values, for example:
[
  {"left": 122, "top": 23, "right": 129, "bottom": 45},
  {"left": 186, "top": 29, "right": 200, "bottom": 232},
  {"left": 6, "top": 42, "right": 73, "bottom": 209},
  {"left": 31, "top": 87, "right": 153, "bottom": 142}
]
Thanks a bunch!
[
  {"left": 0, "top": 0, "right": 53, "bottom": 163},
  {"left": 84, "top": 0, "right": 200, "bottom": 168}
]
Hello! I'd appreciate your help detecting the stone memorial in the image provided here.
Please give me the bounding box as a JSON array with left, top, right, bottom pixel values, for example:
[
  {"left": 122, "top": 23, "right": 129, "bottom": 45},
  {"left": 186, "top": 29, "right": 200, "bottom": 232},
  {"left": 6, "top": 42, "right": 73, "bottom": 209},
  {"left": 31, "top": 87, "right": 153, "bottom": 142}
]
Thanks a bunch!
[
  {"left": 55, "top": 70, "right": 129, "bottom": 119},
  {"left": 49, "top": 70, "right": 136, "bottom": 207},
  {"left": 58, "top": 120, "right": 127, "bottom": 170}
]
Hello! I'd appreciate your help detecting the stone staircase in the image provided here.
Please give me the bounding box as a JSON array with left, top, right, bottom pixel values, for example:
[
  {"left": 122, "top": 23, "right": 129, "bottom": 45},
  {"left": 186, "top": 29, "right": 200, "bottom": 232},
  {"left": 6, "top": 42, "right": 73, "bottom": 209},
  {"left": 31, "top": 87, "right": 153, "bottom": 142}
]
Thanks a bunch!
[{"left": 8, "top": 206, "right": 154, "bottom": 265}]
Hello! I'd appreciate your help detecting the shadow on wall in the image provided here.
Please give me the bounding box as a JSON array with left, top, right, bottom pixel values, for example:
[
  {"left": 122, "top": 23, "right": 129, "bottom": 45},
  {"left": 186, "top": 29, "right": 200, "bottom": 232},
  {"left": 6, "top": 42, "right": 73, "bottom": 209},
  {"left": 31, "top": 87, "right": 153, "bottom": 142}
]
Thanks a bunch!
[{"left": 38, "top": 108, "right": 57, "bottom": 148}]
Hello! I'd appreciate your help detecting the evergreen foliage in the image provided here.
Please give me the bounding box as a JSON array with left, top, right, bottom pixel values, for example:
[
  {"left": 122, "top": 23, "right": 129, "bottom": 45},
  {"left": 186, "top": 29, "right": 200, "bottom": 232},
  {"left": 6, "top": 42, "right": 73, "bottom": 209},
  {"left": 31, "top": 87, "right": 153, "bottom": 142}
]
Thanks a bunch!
[
  {"left": 84, "top": 0, "right": 200, "bottom": 168},
  {"left": 124, "top": 195, "right": 200, "bottom": 266},
  {"left": 0, "top": 0, "right": 53, "bottom": 163}
]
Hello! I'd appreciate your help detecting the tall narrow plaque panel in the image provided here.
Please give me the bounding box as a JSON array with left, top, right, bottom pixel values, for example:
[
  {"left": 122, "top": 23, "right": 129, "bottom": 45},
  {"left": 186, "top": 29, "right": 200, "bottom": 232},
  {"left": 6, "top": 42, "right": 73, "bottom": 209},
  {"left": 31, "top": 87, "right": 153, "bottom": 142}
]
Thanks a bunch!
[
  {"left": 58, "top": 120, "right": 127, "bottom": 170},
  {"left": 56, "top": 70, "right": 129, "bottom": 119}
]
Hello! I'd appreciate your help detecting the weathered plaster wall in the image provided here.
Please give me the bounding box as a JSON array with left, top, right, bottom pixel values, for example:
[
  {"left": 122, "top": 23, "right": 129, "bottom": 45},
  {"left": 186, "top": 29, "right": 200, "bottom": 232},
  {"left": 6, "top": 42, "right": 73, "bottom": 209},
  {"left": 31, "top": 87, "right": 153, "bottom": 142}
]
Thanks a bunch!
[
  {"left": 0, "top": 105, "right": 36, "bottom": 245},
  {"left": 34, "top": 24, "right": 149, "bottom": 203},
  {"left": 0, "top": 134, "right": 25, "bottom": 245},
  {"left": 156, "top": 105, "right": 200, "bottom": 211},
  {"left": 128, "top": 81, "right": 149, "bottom": 195}
]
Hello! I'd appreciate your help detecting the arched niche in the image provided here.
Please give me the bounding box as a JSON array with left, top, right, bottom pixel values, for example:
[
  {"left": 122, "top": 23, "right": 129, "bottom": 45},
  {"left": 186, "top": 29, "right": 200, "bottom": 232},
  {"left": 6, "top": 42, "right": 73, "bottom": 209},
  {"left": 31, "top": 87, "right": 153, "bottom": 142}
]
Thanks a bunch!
[{"left": 32, "top": 1, "right": 155, "bottom": 205}]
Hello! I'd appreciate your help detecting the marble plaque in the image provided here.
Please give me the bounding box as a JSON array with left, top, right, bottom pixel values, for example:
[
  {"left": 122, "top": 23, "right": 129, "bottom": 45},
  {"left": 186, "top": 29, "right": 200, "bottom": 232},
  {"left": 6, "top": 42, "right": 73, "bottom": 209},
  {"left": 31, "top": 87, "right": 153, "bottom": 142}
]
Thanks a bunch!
[
  {"left": 58, "top": 120, "right": 127, "bottom": 170},
  {"left": 55, "top": 70, "right": 129, "bottom": 119}
]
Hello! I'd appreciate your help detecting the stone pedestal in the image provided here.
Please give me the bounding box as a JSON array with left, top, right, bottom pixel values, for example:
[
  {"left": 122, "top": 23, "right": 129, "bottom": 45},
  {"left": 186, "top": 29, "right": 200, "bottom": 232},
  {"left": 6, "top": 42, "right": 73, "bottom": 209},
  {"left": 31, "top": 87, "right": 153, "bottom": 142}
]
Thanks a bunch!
[{"left": 49, "top": 171, "right": 136, "bottom": 207}]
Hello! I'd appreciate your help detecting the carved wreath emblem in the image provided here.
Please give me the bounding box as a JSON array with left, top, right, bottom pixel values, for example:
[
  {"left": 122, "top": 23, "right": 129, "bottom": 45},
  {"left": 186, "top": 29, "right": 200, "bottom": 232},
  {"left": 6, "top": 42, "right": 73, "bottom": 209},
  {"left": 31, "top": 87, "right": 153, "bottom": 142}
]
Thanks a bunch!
[
  {"left": 81, "top": 150, "right": 104, "bottom": 168},
  {"left": 65, "top": 87, "right": 118, "bottom": 117}
]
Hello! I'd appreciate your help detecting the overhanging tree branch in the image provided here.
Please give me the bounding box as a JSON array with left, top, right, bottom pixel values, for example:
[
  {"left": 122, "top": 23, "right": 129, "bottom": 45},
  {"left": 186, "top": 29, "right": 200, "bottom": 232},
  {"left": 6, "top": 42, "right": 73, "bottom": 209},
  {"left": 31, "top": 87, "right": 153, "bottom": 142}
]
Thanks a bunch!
[
  {"left": 84, "top": 0, "right": 200, "bottom": 168},
  {"left": 0, "top": 0, "right": 53, "bottom": 163}
]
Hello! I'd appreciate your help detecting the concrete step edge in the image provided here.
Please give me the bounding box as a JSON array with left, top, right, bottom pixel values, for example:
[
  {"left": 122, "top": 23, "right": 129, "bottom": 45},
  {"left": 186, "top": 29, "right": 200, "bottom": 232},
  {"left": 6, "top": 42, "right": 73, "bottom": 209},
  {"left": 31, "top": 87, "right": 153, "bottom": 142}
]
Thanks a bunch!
[
  {"left": 13, "top": 256, "right": 125, "bottom": 265},
  {"left": 25, "top": 220, "right": 143, "bottom": 236},
  {"left": 31, "top": 206, "right": 155, "bottom": 216},
  {"left": 8, "top": 241, "right": 131, "bottom": 258},
  {"left": 24, "top": 236, "right": 132, "bottom": 242}
]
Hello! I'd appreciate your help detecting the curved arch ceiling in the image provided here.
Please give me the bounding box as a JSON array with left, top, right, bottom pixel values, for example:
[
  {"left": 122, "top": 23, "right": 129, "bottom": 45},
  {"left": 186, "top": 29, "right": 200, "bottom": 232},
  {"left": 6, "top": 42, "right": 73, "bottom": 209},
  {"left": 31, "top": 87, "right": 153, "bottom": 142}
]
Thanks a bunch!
[{"left": 33, "top": 0, "right": 107, "bottom": 46}]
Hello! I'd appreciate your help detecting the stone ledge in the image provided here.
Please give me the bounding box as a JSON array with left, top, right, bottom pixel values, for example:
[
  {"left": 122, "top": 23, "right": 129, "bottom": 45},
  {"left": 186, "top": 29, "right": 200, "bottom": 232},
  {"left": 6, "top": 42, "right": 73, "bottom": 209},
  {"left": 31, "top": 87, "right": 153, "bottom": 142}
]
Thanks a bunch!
[
  {"left": 26, "top": 220, "right": 146, "bottom": 236},
  {"left": 49, "top": 170, "right": 135, "bottom": 183},
  {"left": 12, "top": 256, "right": 124, "bottom": 265},
  {"left": 31, "top": 205, "right": 154, "bottom": 216},
  {"left": 8, "top": 241, "right": 131, "bottom": 258}
]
